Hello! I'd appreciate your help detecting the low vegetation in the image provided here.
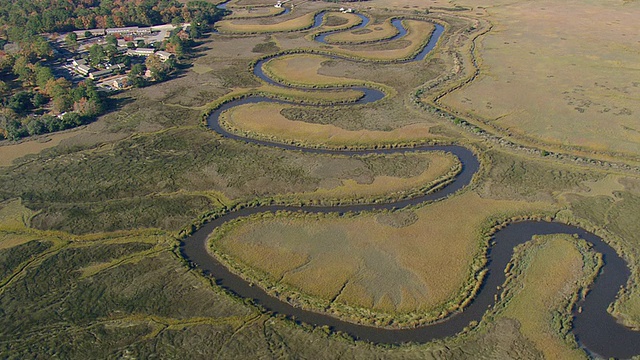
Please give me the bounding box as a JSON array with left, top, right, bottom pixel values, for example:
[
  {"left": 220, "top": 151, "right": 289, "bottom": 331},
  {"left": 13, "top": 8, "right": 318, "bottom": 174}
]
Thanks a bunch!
[
  {"left": 321, "top": 16, "right": 400, "bottom": 44},
  {"left": 262, "top": 53, "right": 373, "bottom": 87},
  {"left": 211, "top": 191, "right": 553, "bottom": 327},
  {"left": 215, "top": 11, "right": 319, "bottom": 33},
  {"left": 329, "top": 20, "right": 435, "bottom": 61},
  {"left": 1, "top": 0, "right": 640, "bottom": 358},
  {"left": 440, "top": 0, "right": 640, "bottom": 159},
  {"left": 226, "top": 6, "right": 285, "bottom": 19},
  {"left": 219, "top": 102, "right": 441, "bottom": 147},
  {"left": 492, "top": 234, "right": 600, "bottom": 359}
]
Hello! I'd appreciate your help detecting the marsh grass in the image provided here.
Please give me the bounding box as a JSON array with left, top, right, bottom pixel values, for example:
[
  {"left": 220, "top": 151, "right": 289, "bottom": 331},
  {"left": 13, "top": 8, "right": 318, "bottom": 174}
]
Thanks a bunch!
[
  {"left": 211, "top": 191, "right": 553, "bottom": 327},
  {"left": 493, "top": 235, "right": 601, "bottom": 359},
  {"left": 219, "top": 102, "right": 441, "bottom": 147}
]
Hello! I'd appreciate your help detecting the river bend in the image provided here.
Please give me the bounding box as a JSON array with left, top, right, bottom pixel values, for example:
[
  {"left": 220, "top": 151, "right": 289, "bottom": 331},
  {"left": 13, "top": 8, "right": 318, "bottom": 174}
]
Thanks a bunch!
[{"left": 183, "top": 9, "right": 640, "bottom": 358}]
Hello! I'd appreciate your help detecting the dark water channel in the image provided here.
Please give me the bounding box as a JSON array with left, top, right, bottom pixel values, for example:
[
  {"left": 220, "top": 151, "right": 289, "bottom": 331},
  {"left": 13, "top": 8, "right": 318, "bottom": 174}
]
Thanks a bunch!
[{"left": 186, "top": 9, "right": 640, "bottom": 358}]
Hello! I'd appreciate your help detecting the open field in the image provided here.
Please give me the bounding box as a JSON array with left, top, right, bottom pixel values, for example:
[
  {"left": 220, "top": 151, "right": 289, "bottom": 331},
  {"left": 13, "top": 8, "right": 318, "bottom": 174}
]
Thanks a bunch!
[
  {"left": 215, "top": 11, "right": 317, "bottom": 33},
  {"left": 212, "top": 191, "right": 553, "bottom": 326},
  {"left": 0, "top": 223, "right": 544, "bottom": 359},
  {"left": 0, "top": 131, "right": 88, "bottom": 167},
  {"left": 364, "top": 0, "right": 456, "bottom": 11},
  {"left": 216, "top": 11, "right": 363, "bottom": 34},
  {"left": 285, "top": 151, "right": 458, "bottom": 204},
  {"left": 233, "top": 0, "right": 279, "bottom": 6},
  {"left": 319, "top": 12, "right": 363, "bottom": 30},
  {"left": 322, "top": 16, "right": 400, "bottom": 44},
  {"left": 0, "top": 128, "right": 462, "bottom": 233},
  {"left": 494, "top": 235, "right": 599, "bottom": 359},
  {"left": 225, "top": 6, "right": 285, "bottom": 19},
  {"left": 263, "top": 53, "right": 373, "bottom": 87},
  {"left": 0, "top": 199, "right": 36, "bottom": 231},
  {"left": 441, "top": 0, "right": 640, "bottom": 158},
  {"left": 2, "top": 0, "right": 640, "bottom": 357},
  {"left": 331, "top": 20, "right": 435, "bottom": 61},
  {"left": 219, "top": 102, "right": 442, "bottom": 147}
]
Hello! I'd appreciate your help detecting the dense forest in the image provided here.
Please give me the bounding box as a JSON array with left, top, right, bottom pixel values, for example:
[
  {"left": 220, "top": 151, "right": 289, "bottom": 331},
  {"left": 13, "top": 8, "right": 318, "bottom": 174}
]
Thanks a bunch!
[{"left": 0, "top": 0, "right": 223, "bottom": 40}]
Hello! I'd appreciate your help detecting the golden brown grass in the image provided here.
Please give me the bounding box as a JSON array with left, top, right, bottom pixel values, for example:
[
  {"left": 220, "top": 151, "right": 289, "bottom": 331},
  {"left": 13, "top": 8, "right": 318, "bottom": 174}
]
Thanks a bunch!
[
  {"left": 263, "top": 54, "right": 360, "bottom": 86},
  {"left": 225, "top": 6, "right": 285, "bottom": 19},
  {"left": 215, "top": 11, "right": 317, "bottom": 33},
  {"left": 323, "top": 17, "right": 399, "bottom": 44},
  {"left": 319, "top": 12, "right": 363, "bottom": 30},
  {"left": 213, "top": 191, "right": 552, "bottom": 325},
  {"left": 442, "top": 0, "right": 640, "bottom": 157},
  {"left": 232, "top": 0, "right": 279, "bottom": 6},
  {"left": 365, "top": 0, "right": 452, "bottom": 11},
  {"left": 0, "top": 130, "right": 85, "bottom": 166},
  {"left": 0, "top": 233, "right": 43, "bottom": 251},
  {"left": 332, "top": 20, "right": 434, "bottom": 61},
  {"left": 291, "top": 152, "right": 457, "bottom": 202},
  {"left": 219, "top": 102, "right": 440, "bottom": 146},
  {"left": 0, "top": 199, "right": 36, "bottom": 232},
  {"left": 499, "top": 235, "right": 588, "bottom": 360}
]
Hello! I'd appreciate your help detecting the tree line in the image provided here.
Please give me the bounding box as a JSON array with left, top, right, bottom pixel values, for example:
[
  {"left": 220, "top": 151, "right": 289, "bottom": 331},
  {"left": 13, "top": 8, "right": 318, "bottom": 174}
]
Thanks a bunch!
[{"left": 0, "top": 0, "right": 224, "bottom": 41}]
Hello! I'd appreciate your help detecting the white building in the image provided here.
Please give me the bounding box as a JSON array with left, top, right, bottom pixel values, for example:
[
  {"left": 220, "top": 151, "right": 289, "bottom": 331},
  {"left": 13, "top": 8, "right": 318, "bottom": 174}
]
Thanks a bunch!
[
  {"left": 126, "top": 48, "right": 155, "bottom": 56},
  {"left": 75, "top": 64, "right": 91, "bottom": 76},
  {"left": 73, "top": 29, "right": 106, "bottom": 38},
  {"left": 106, "top": 27, "right": 152, "bottom": 36},
  {"left": 112, "top": 77, "right": 128, "bottom": 89},
  {"left": 89, "top": 69, "right": 113, "bottom": 80},
  {"left": 155, "top": 51, "right": 174, "bottom": 62}
]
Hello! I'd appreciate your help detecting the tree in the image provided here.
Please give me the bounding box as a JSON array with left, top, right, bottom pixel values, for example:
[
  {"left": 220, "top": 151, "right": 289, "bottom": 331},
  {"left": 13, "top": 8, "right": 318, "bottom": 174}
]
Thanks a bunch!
[
  {"left": 0, "top": 81, "right": 10, "bottom": 97},
  {"left": 73, "top": 97, "right": 100, "bottom": 117},
  {"left": 0, "top": 53, "right": 15, "bottom": 72},
  {"left": 8, "top": 91, "right": 34, "bottom": 114},
  {"left": 0, "top": 109, "right": 18, "bottom": 138},
  {"left": 84, "top": 31, "right": 93, "bottom": 39},
  {"left": 105, "top": 44, "right": 118, "bottom": 62},
  {"left": 171, "top": 16, "right": 183, "bottom": 27},
  {"left": 44, "top": 78, "right": 71, "bottom": 99},
  {"left": 127, "top": 63, "right": 146, "bottom": 87},
  {"left": 29, "top": 36, "right": 53, "bottom": 60},
  {"left": 26, "top": 117, "right": 46, "bottom": 135},
  {"left": 88, "top": 44, "right": 106, "bottom": 66},
  {"left": 41, "top": 114, "right": 60, "bottom": 132},
  {"left": 130, "top": 63, "right": 144, "bottom": 76},
  {"left": 65, "top": 32, "right": 78, "bottom": 50},
  {"left": 34, "top": 65, "right": 54, "bottom": 89},
  {"left": 145, "top": 54, "right": 166, "bottom": 81},
  {"left": 12, "top": 56, "right": 35, "bottom": 86},
  {"left": 4, "top": 117, "right": 26, "bottom": 140},
  {"left": 105, "top": 34, "right": 118, "bottom": 47},
  {"left": 59, "top": 112, "right": 82, "bottom": 128},
  {"left": 31, "top": 92, "right": 47, "bottom": 108},
  {"left": 52, "top": 94, "right": 73, "bottom": 113}
]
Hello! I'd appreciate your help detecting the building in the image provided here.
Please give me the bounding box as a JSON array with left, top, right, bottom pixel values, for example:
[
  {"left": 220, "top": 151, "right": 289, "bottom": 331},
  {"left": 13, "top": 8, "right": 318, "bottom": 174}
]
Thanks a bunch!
[
  {"left": 73, "top": 29, "right": 106, "bottom": 38},
  {"left": 112, "top": 77, "right": 128, "bottom": 89},
  {"left": 107, "top": 63, "right": 127, "bottom": 71},
  {"left": 89, "top": 69, "right": 112, "bottom": 80},
  {"left": 106, "top": 27, "right": 152, "bottom": 36},
  {"left": 126, "top": 48, "right": 155, "bottom": 56},
  {"left": 155, "top": 51, "right": 174, "bottom": 62},
  {"left": 75, "top": 64, "right": 91, "bottom": 76},
  {"left": 72, "top": 58, "right": 87, "bottom": 67}
]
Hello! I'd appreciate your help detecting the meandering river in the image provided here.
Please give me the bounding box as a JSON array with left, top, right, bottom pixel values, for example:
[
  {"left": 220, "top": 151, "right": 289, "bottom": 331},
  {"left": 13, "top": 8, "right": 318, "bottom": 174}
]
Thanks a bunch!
[{"left": 185, "top": 9, "right": 640, "bottom": 358}]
